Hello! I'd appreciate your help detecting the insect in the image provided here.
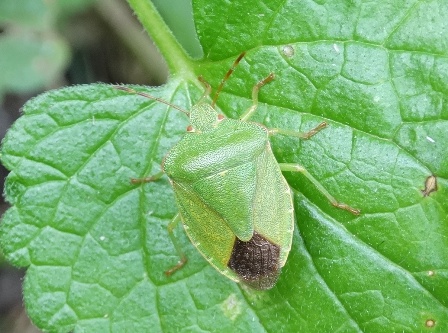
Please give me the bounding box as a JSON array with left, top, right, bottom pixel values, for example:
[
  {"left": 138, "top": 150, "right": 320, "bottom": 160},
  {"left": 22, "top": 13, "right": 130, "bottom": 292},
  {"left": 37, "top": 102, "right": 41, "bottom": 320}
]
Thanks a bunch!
[{"left": 116, "top": 52, "right": 359, "bottom": 290}]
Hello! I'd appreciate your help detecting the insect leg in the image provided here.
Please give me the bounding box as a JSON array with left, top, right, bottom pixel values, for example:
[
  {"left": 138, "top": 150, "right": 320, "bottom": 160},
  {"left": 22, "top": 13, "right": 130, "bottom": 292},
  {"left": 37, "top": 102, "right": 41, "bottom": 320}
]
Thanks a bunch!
[
  {"left": 165, "top": 213, "right": 188, "bottom": 276},
  {"left": 130, "top": 171, "right": 165, "bottom": 184},
  {"left": 197, "top": 76, "right": 212, "bottom": 103},
  {"left": 268, "top": 122, "right": 327, "bottom": 139},
  {"left": 240, "top": 73, "right": 275, "bottom": 121},
  {"left": 279, "top": 163, "right": 360, "bottom": 215}
]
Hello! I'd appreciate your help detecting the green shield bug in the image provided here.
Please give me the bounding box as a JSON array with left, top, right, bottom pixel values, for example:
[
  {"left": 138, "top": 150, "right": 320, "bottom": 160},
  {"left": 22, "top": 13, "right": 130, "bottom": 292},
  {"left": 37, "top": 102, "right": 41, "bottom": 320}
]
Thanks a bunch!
[{"left": 116, "top": 52, "right": 359, "bottom": 290}]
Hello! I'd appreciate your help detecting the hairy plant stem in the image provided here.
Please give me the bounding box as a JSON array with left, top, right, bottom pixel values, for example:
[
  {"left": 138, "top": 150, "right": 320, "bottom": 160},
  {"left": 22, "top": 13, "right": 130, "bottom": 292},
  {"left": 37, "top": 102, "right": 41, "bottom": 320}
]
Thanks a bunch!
[{"left": 126, "top": 0, "right": 194, "bottom": 78}]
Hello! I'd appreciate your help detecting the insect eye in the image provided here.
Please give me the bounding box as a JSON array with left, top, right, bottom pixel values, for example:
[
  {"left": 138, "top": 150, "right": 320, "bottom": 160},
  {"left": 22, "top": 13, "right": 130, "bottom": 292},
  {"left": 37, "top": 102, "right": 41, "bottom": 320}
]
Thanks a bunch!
[
  {"left": 186, "top": 125, "right": 194, "bottom": 132},
  {"left": 217, "top": 114, "right": 225, "bottom": 121}
]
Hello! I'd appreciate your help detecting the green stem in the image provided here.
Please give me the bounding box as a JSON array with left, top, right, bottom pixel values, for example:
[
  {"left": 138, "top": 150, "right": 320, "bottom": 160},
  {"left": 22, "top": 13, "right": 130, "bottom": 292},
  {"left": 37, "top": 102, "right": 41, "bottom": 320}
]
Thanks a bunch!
[{"left": 126, "top": 0, "right": 193, "bottom": 77}]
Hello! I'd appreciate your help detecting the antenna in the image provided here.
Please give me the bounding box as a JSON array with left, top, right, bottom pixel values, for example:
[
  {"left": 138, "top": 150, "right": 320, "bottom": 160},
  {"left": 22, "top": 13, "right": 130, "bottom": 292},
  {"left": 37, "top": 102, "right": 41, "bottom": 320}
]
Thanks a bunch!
[
  {"left": 211, "top": 52, "right": 246, "bottom": 107},
  {"left": 114, "top": 86, "right": 190, "bottom": 116}
]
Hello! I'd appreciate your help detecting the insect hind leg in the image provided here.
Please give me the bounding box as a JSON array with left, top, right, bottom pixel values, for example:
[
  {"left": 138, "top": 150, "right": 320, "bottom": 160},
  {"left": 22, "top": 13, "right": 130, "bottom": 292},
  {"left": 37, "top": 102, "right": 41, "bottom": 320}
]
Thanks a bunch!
[
  {"left": 130, "top": 173, "right": 188, "bottom": 275},
  {"left": 279, "top": 163, "right": 360, "bottom": 215},
  {"left": 165, "top": 213, "right": 188, "bottom": 276}
]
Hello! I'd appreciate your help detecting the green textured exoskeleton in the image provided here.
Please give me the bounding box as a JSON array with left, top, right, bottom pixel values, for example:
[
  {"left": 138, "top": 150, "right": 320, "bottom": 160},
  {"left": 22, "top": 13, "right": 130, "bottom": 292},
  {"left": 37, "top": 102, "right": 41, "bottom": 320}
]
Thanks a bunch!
[
  {"left": 164, "top": 102, "right": 294, "bottom": 289},
  {"left": 117, "top": 53, "right": 359, "bottom": 290}
]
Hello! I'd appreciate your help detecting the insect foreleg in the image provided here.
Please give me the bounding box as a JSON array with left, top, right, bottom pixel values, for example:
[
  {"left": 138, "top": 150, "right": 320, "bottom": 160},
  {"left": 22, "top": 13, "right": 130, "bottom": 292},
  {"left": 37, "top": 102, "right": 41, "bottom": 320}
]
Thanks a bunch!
[
  {"left": 197, "top": 76, "right": 212, "bottom": 103},
  {"left": 240, "top": 73, "right": 275, "bottom": 121}
]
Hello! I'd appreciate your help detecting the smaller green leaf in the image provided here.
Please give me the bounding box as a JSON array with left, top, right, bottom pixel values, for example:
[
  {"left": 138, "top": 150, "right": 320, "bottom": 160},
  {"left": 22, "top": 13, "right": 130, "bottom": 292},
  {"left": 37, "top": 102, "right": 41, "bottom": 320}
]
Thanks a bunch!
[
  {"left": 0, "top": 33, "right": 70, "bottom": 94},
  {"left": 0, "top": 0, "right": 51, "bottom": 29}
]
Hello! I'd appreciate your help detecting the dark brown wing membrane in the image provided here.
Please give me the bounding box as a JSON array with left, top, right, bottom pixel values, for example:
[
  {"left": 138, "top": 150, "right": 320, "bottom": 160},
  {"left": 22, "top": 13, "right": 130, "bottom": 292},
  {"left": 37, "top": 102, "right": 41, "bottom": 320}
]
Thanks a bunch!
[{"left": 228, "top": 232, "right": 281, "bottom": 290}]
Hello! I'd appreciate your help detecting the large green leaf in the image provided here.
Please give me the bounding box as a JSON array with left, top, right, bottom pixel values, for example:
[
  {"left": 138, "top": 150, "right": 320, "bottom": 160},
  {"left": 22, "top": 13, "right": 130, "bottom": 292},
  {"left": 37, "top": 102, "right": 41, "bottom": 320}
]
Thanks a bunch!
[{"left": 1, "top": 0, "right": 447, "bottom": 332}]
